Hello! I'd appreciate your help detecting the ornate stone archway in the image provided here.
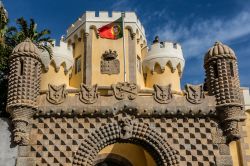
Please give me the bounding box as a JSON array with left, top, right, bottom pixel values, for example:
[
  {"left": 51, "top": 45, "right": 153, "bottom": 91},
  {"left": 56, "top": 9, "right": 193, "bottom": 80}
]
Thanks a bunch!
[{"left": 73, "top": 115, "right": 180, "bottom": 166}]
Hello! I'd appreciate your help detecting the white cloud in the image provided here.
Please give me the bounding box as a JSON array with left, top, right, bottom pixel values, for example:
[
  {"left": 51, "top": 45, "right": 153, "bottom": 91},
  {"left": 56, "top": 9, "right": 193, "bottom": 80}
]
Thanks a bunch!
[{"left": 156, "top": 11, "right": 250, "bottom": 58}]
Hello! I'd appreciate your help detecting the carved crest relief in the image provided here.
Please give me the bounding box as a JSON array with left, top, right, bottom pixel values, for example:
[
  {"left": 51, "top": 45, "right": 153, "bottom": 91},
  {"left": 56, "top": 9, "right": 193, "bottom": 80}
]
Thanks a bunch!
[
  {"left": 101, "top": 49, "right": 120, "bottom": 75},
  {"left": 113, "top": 82, "right": 137, "bottom": 100},
  {"left": 185, "top": 84, "right": 205, "bottom": 104},
  {"left": 79, "top": 84, "right": 98, "bottom": 104},
  {"left": 115, "top": 113, "right": 134, "bottom": 139},
  {"left": 47, "top": 84, "right": 67, "bottom": 104},
  {"left": 153, "top": 84, "right": 173, "bottom": 104}
]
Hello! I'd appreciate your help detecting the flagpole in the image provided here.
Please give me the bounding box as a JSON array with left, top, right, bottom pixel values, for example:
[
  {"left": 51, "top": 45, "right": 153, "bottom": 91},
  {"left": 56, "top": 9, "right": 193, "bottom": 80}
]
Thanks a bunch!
[{"left": 121, "top": 12, "right": 126, "bottom": 82}]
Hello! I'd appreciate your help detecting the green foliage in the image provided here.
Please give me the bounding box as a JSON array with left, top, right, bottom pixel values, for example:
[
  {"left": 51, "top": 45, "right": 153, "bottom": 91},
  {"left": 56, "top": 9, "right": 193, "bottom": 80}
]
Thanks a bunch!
[
  {"left": 5, "top": 17, "right": 53, "bottom": 57},
  {"left": 0, "top": 45, "right": 11, "bottom": 116}
]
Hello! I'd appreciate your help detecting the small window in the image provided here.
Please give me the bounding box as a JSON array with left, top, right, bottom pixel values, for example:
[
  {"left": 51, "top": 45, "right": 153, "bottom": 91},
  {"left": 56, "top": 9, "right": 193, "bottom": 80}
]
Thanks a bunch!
[
  {"left": 213, "top": 63, "right": 218, "bottom": 78},
  {"left": 229, "top": 62, "right": 234, "bottom": 77},
  {"left": 34, "top": 62, "right": 38, "bottom": 78},
  {"left": 136, "top": 55, "right": 142, "bottom": 73},
  {"left": 20, "top": 59, "right": 24, "bottom": 76},
  {"left": 75, "top": 56, "right": 81, "bottom": 74}
]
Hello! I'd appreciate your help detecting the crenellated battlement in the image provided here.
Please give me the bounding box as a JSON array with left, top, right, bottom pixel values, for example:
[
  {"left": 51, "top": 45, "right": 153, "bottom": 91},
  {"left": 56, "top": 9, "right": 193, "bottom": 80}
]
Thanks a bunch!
[
  {"left": 40, "top": 39, "right": 74, "bottom": 73},
  {"left": 66, "top": 11, "right": 146, "bottom": 43},
  {"left": 143, "top": 41, "right": 185, "bottom": 74}
]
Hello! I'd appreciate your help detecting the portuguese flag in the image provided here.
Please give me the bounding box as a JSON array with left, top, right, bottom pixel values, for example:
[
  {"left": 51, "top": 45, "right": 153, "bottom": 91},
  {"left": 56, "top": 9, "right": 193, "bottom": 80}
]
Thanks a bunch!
[{"left": 98, "top": 17, "right": 123, "bottom": 40}]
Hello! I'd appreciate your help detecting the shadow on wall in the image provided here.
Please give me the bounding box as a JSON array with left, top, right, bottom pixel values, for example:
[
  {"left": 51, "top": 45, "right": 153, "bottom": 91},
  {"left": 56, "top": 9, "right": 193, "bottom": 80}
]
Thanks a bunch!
[{"left": 0, "top": 117, "right": 18, "bottom": 166}]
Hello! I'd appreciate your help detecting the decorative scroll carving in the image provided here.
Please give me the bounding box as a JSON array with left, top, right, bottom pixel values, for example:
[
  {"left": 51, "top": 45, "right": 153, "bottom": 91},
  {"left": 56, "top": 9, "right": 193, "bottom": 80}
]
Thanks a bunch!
[
  {"left": 101, "top": 49, "right": 120, "bottom": 75},
  {"left": 79, "top": 84, "right": 98, "bottom": 104},
  {"left": 185, "top": 84, "right": 205, "bottom": 104},
  {"left": 112, "top": 82, "right": 137, "bottom": 100},
  {"left": 153, "top": 84, "right": 173, "bottom": 104},
  {"left": 47, "top": 84, "right": 67, "bottom": 104}
]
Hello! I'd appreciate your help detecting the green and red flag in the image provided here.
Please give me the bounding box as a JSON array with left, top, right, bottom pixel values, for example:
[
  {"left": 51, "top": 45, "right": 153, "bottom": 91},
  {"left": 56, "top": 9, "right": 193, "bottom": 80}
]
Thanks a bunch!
[{"left": 98, "top": 17, "right": 123, "bottom": 40}]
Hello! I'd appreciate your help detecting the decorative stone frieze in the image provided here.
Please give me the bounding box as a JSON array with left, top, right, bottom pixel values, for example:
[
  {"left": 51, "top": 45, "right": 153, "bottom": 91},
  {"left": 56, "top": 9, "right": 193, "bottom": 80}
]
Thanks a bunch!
[
  {"left": 112, "top": 82, "right": 137, "bottom": 100},
  {"left": 100, "top": 49, "right": 120, "bottom": 75},
  {"left": 153, "top": 84, "right": 173, "bottom": 104},
  {"left": 79, "top": 84, "right": 99, "bottom": 104},
  {"left": 185, "top": 84, "right": 205, "bottom": 104},
  {"left": 46, "top": 84, "right": 67, "bottom": 104}
]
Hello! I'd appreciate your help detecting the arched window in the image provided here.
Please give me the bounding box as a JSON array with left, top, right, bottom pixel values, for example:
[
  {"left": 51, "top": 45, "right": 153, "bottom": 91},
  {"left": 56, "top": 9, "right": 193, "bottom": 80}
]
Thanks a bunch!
[{"left": 229, "top": 62, "right": 234, "bottom": 77}]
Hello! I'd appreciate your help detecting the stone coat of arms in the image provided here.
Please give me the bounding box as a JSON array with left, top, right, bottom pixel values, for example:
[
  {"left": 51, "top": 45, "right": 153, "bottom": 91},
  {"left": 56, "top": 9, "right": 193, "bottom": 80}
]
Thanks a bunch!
[
  {"left": 100, "top": 49, "right": 120, "bottom": 75},
  {"left": 185, "top": 84, "right": 205, "bottom": 104},
  {"left": 112, "top": 82, "right": 137, "bottom": 100},
  {"left": 153, "top": 84, "right": 173, "bottom": 104},
  {"left": 46, "top": 84, "right": 67, "bottom": 104},
  {"left": 79, "top": 84, "right": 99, "bottom": 104}
]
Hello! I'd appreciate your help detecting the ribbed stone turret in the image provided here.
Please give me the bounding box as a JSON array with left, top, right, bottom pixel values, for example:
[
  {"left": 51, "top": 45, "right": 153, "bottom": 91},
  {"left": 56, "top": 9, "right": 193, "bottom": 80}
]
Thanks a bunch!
[
  {"left": 204, "top": 41, "right": 244, "bottom": 141},
  {"left": 7, "top": 38, "right": 42, "bottom": 145}
]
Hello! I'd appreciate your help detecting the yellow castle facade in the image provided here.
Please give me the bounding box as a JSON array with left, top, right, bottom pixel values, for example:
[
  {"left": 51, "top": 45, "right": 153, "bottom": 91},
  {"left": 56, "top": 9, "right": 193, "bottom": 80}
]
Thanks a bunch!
[
  {"left": 35, "top": 11, "right": 250, "bottom": 166},
  {"left": 1, "top": 9, "right": 250, "bottom": 166}
]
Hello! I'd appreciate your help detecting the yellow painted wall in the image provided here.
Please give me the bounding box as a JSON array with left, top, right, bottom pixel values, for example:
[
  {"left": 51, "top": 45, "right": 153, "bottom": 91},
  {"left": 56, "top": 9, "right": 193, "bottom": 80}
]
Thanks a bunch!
[
  {"left": 91, "top": 29, "right": 130, "bottom": 85},
  {"left": 243, "top": 111, "right": 250, "bottom": 166},
  {"left": 230, "top": 141, "right": 242, "bottom": 166},
  {"left": 69, "top": 34, "right": 84, "bottom": 88},
  {"left": 230, "top": 111, "right": 250, "bottom": 166},
  {"left": 68, "top": 28, "right": 147, "bottom": 88},
  {"left": 135, "top": 31, "right": 146, "bottom": 88},
  {"left": 145, "top": 63, "right": 181, "bottom": 92},
  {"left": 40, "top": 64, "right": 70, "bottom": 90},
  {"left": 98, "top": 143, "right": 156, "bottom": 166}
]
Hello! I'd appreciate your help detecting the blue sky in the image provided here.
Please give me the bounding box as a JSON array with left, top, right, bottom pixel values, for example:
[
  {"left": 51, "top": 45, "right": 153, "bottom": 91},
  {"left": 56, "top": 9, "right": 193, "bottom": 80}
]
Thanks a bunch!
[{"left": 4, "top": 0, "right": 250, "bottom": 88}]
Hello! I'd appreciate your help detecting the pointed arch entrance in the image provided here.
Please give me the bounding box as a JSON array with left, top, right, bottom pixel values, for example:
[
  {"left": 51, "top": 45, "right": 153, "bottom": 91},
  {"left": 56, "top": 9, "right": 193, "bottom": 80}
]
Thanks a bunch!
[{"left": 73, "top": 119, "right": 180, "bottom": 166}]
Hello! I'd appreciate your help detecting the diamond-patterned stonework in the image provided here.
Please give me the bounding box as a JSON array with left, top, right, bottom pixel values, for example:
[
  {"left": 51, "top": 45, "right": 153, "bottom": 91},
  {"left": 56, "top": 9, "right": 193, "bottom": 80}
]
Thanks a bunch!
[{"left": 29, "top": 117, "right": 220, "bottom": 166}]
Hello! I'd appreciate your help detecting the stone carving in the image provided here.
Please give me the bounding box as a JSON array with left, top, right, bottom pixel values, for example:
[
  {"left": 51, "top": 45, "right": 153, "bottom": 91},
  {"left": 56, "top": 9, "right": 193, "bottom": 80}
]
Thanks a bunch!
[
  {"left": 204, "top": 42, "right": 244, "bottom": 141},
  {"left": 79, "top": 84, "right": 99, "bottom": 104},
  {"left": 101, "top": 49, "right": 120, "bottom": 75},
  {"left": 13, "top": 119, "right": 30, "bottom": 145},
  {"left": 73, "top": 121, "right": 180, "bottom": 166},
  {"left": 46, "top": 84, "right": 67, "bottom": 104},
  {"left": 7, "top": 39, "right": 42, "bottom": 146},
  {"left": 185, "top": 84, "right": 205, "bottom": 104},
  {"left": 112, "top": 82, "right": 137, "bottom": 100},
  {"left": 115, "top": 113, "right": 134, "bottom": 139},
  {"left": 153, "top": 84, "right": 173, "bottom": 104}
]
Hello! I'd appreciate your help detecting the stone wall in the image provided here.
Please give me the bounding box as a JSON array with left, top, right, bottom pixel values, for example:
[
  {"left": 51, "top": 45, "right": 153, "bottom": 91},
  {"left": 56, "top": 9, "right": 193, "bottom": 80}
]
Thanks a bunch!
[{"left": 0, "top": 117, "right": 18, "bottom": 166}]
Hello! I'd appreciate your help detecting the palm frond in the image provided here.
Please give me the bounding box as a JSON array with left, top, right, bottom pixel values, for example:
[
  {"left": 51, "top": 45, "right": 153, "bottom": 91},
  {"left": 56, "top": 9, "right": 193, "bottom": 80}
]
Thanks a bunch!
[
  {"left": 34, "top": 29, "right": 51, "bottom": 40},
  {"left": 29, "top": 18, "right": 37, "bottom": 39},
  {"left": 37, "top": 44, "right": 53, "bottom": 59},
  {"left": 16, "top": 17, "right": 29, "bottom": 37}
]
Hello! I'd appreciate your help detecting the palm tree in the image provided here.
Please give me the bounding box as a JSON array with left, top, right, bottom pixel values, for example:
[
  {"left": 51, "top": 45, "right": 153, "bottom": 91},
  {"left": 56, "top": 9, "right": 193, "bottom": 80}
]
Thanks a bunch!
[
  {"left": 5, "top": 17, "right": 53, "bottom": 58},
  {"left": 0, "top": 17, "right": 53, "bottom": 116}
]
